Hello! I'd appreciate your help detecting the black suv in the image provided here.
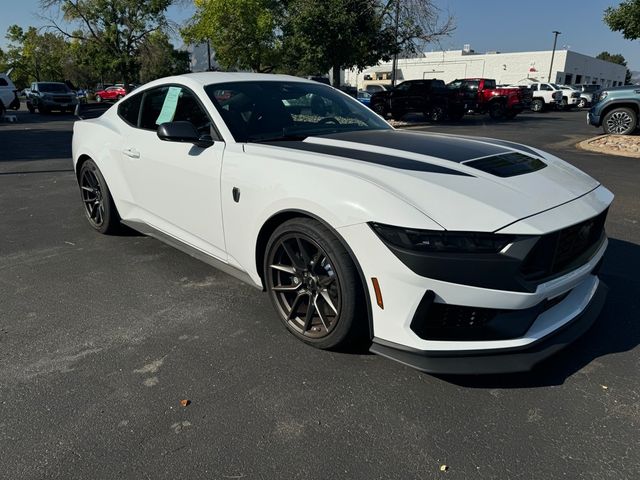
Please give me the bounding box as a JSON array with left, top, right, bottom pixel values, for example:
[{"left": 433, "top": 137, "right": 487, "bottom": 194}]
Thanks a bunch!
[{"left": 369, "top": 79, "right": 456, "bottom": 121}]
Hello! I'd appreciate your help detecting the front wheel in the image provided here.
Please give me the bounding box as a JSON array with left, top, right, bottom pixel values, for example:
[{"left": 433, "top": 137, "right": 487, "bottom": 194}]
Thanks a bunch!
[
  {"left": 578, "top": 98, "right": 587, "bottom": 108},
  {"left": 78, "top": 159, "right": 121, "bottom": 234},
  {"left": 95, "top": 95, "right": 102, "bottom": 103},
  {"left": 602, "top": 107, "right": 637, "bottom": 135},
  {"left": 426, "top": 105, "right": 445, "bottom": 122},
  {"left": 264, "top": 218, "right": 362, "bottom": 349}
]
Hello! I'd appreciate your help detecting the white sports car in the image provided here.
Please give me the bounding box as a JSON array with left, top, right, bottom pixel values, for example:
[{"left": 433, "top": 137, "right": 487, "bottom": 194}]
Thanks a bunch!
[{"left": 72, "top": 73, "right": 612, "bottom": 374}]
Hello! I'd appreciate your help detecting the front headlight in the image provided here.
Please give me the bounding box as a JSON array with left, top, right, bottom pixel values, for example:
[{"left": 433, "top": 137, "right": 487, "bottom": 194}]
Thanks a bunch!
[{"left": 369, "top": 223, "right": 515, "bottom": 254}]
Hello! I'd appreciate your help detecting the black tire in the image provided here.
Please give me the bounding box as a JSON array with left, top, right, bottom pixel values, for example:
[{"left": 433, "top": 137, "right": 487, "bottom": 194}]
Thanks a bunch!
[
  {"left": 264, "top": 218, "right": 363, "bottom": 350},
  {"left": 488, "top": 102, "right": 505, "bottom": 120},
  {"left": 0, "top": 101, "right": 5, "bottom": 120},
  {"left": 95, "top": 95, "right": 102, "bottom": 103},
  {"left": 578, "top": 98, "right": 587, "bottom": 108},
  {"left": 27, "top": 102, "right": 35, "bottom": 113},
  {"left": 531, "top": 98, "right": 544, "bottom": 112},
  {"left": 78, "top": 159, "right": 121, "bottom": 234},
  {"left": 602, "top": 107, "right": 637, "bottom": 135}
]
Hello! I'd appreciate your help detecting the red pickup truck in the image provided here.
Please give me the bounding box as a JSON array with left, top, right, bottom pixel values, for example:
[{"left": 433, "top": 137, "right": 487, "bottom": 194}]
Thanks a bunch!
[{"left": 447, "top": 78, "right": 532, "bottom": 120}]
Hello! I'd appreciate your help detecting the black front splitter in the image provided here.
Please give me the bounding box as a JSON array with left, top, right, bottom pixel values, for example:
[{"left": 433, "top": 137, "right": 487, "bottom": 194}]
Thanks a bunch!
[{"left": 370, "top": 281, "right": 608, "bottom": 375}]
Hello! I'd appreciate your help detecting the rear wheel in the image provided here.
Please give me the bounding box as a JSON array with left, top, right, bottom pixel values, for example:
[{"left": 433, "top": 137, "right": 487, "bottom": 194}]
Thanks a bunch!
[
  {"left": 489, "top": 102, "right": 505, "bottom": 120},
  {"left": 264, "top": 218, "right": 362, "bottom": 349},
  {"left": 426, "top": 105, "right": 445, "bottom": 122},
  {"left": 578, "top": 98, "right": 587, "bottom": 108},
  {"left": 531, "top": 99, "right": 544, "bottom": 112},
  {"left": 78, "top": 159, "right": 121, "bottom": 234},
  {"left": 602, "top": 107, "right": 637, "bottom": 135}
]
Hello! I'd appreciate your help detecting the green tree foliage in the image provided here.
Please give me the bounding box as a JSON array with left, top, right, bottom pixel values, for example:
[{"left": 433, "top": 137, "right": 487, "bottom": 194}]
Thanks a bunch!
[
  {"left": 139, "top": 31, "right": 191, "bottom": 83},
  {"left": 604, "top": 1, "right": 640, "bottom": 40},
  {"left": 41, "top": 0, "right": 175, "bottom": 89},
  {"left": 596, "top": 51, "right": 633, "bottom": 84},
  {"left": 3, "top": 25, "right": 70, "bottom": 88},
  {"left": 181, "top": 0, "right": 453, "bottom": 85},
  {"left": 182, "top": 0, "right": 282, "bottom": 72},
  {"left": 283, "top": 0, "right": 390, "bottom": 86}
]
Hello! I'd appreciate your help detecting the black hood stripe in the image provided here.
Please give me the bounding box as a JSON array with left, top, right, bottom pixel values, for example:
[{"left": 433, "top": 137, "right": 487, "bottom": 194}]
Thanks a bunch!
[
  {"left": 262, "top": 141, "right": 473, "bottom": 176},
  {"left": 316, "top": 130, "right": 511, "bottom": 163}
]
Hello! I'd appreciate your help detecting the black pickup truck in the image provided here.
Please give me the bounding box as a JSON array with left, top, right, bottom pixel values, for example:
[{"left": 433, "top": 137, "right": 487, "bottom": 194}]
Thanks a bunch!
[{"left": 369, "top": 79, "right": 458, "bottom": 122}]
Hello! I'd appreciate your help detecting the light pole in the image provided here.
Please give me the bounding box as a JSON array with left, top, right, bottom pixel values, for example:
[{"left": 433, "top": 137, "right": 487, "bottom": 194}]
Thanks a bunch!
[
  {"left": 548, "top": 31, "right": 561, "bottom": 82},
  {"left": 391, "top": 0, "right": 401, "bottom": 87}
]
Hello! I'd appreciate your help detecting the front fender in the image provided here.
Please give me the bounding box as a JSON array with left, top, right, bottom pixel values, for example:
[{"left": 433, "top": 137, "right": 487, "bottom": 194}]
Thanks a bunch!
[{"left": 219, "top": 146, "right": 439, "bottom": 284}]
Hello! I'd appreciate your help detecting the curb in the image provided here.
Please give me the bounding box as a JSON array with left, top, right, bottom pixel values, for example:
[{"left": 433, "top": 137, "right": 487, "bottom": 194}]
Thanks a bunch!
[{"left": 576, "top": 134, "right": 640, "bottom": 159}]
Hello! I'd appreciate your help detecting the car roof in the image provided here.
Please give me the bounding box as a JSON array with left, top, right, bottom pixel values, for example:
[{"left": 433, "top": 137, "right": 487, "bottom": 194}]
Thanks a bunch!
[{"left": 130, "top": 72, "right": 318, "bottom": 96}]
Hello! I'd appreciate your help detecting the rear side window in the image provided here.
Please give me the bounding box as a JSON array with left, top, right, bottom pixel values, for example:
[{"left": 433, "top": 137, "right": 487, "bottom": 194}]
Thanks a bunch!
[
  {"left": 0, "top": 78, "right": 8, "bottom": 87},
  {"left": 118, "top": 93, "right": 143, "bottom": 127},
  {"left": 483, "top": 79, "right": 496, "bottom": 89},
  {"left": 139, "top": 86, "right": 170, "bottom": 130}
]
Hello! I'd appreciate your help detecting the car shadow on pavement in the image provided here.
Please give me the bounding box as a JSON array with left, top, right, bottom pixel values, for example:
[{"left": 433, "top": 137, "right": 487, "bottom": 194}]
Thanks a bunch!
[
  {"left": 0, "top": 128, "right": 73, "bottom": 162},
  {"left": 434, "top": 238, "right": 640, "bottom": 388}
]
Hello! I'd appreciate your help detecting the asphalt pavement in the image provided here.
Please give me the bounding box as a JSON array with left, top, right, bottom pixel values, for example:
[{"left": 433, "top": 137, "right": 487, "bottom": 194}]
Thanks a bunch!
[{"left": 1, "top": 108, "right": 639, "bottom": 479}]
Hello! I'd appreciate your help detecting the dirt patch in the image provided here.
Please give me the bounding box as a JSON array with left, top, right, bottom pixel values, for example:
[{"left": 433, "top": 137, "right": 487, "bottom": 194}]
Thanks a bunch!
[{"left": 577, "top": 134, "right": 640, "bottom": 158}]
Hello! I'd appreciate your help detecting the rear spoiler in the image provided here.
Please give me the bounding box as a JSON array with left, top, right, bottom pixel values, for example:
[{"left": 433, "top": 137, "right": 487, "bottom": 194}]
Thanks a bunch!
[{"left": 74, "top": 102, "right": 111, "bottom": 120}]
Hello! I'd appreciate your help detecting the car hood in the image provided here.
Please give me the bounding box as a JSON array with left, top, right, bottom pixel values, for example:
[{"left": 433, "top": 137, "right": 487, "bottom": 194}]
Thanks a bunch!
[{"left": 253, "top": 129, "right": 600, "bottom": 232}]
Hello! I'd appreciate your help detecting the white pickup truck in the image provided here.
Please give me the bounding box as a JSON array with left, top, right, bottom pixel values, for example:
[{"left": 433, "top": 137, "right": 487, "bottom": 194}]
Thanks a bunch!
[{"left": 514, "top": 82, "right": 564, "bottom": 112}]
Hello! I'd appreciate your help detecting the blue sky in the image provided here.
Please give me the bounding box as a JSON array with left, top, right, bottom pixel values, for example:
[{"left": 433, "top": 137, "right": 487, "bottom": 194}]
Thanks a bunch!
[{"left": 1, "top": 0, "right": 638, "bottom": 70}]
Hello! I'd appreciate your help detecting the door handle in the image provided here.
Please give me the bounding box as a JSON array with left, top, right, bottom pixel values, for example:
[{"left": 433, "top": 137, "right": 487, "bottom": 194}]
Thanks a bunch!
[{"left": 122, "top": 148, "right": 140, "bottom": 159}]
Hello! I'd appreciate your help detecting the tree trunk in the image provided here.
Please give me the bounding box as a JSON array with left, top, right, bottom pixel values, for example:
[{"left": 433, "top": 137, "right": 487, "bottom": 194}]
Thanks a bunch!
[{"left": 332, "top": 62, "right": 341, "bottom": 87}]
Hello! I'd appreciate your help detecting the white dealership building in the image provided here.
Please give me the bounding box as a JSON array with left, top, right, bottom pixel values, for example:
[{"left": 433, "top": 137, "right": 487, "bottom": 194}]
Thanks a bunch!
[{"left": 344, "top": 46, "right": 628, "bottom": 89}]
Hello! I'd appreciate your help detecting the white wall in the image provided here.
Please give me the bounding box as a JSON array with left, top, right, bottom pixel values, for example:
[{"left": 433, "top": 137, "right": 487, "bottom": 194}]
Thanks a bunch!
[{"left": 346, "top": 49, "right": 627, "bottom": 88}]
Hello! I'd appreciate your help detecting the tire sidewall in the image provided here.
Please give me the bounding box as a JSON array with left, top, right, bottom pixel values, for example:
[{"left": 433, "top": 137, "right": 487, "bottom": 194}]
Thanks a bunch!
[{"left": 79, "top": 159, "right": 119, "bottom": 234}]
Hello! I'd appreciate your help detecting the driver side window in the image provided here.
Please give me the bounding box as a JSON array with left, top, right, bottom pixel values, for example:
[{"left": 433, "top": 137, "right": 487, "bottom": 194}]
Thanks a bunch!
[{"left": 138, "top": 85, "right": 215, "bottom": 138}]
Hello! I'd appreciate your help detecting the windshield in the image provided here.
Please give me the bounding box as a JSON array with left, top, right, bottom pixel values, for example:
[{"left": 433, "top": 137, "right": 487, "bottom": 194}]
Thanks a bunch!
[
  {"left": 39, "top": 83, "right": 71, "bottom": 93},
  {"left": 204, "top": 81, "right": 391, "bottom": 142},
  {"left": 549, "top": 83, "right": 560, "bottom": 89},
  {"left": 583, "top": 85, "right": 600, "bottom": 92}
]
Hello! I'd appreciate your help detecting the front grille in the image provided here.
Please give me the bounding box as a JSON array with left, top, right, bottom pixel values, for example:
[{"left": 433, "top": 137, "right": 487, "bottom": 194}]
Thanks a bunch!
[
  {"left": 53, "top": 96, "right": 71, "bottom": 102},
  {"left": 520, "top": 209, "right": 607, "bottom": 282}
]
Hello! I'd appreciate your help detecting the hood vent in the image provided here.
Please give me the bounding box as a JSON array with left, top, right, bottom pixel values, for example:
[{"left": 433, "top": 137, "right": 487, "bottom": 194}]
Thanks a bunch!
[{"left": 465, "top": 152, "right": 546, "bottom": 177}]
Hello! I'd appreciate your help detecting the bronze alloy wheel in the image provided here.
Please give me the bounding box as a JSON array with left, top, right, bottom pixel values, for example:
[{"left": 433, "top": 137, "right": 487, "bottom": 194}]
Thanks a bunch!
[
  {"left": 80, "top": 167, "right": 106, "bottom": 228},
  {"left": 266, "top": 233, "right": 341, "bottom": 340}
]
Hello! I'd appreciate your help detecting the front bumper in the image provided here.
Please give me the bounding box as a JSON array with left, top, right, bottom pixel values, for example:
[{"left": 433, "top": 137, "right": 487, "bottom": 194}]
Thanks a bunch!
[
  {"left": 370, "top": 279, "right": 607, "bottom": 374},
  {"left": 587, "top": 110, "right": 601, "bottom": 127}
]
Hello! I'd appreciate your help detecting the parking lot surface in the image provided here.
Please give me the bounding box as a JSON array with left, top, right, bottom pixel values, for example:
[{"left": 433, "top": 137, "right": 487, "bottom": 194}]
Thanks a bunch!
[{"left": 1, "top": 109, "right": 639, "bottom": 479}]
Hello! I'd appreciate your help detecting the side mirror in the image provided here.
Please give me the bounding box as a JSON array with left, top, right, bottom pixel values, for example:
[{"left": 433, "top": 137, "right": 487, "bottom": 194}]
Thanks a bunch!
[{"left": 157, "top": 121, "right": 214, "bottom": 148}]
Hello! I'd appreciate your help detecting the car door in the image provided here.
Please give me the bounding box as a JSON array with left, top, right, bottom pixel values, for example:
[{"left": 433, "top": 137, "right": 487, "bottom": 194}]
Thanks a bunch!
[{"left": 118, "top": 84, "right": 227, "bottom": 260}]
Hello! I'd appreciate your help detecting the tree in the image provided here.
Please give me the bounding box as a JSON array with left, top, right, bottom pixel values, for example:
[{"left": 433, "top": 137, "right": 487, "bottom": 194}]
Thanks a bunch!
[
  {"left": 604, "top": 1, "right": 640, "bottom": 40},
  {"left": 41, "top": 0, "right": 176, "bottom": 90},
  {"left": 139, "top": 31, "right": 190, "bottom": 83},
  {"left": 3, "top": 25, "right": 70, "bottom": 87},
  {"left": 596, "top": 51, "right": 633, "bottom": 84},
  {"left": 182, "top": 0, "right": 282, "bottom": 72},
  {"left": 283, "top": 0, "right": 391, "bottom": 86},
  {"left": 380, "top": 0, "right": 455, "bottom": 57}
]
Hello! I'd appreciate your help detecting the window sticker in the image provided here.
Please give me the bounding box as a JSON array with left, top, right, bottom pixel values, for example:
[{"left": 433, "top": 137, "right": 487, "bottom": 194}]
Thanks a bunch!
[{"left": 155, "top": 86, "right": 182, "bottom": 125}]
